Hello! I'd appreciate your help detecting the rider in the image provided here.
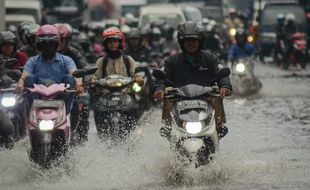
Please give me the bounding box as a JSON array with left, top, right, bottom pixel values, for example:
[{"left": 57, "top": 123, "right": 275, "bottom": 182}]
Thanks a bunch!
[
  {"left": 16, "top": 24, "right": 83, "bottom": 114},
  {"left": 92, "top": 28, "right": 143, "bottom": 81},
  {"left": 124, "top": 28, "right": 152, "bottom": 63},
  {"left": 283, "top": 13, "right": 298, "bottom": 64},
  {"left": 55, "top": 23, "right": 89, "bottom": 142},
  {"left": 0, "top": 31, "right": 28, "bottom": 70},
  {"left": 228, "top": 28, "right": 256, "bottom": 62},
  {"left": 153, "top": 21, "right": 232, "bottom": 139},
  {"left": 19, "top": 23, "right": 40, "bottom": 57},
  {"left": 275, "top": 13, "right": 285, "bottom": 64}
]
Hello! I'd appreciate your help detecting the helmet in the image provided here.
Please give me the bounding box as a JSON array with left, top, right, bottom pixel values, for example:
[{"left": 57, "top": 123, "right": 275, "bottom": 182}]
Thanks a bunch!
[
  {"left": 286, "top": 13, "right": 296, "bottom": 22},
  {"left": 177, "top": 21, "right": 204, "bottom": 50},
  {"left": 101, "top": 28, "right": 125, "bottom": 49},
  {"left": 235, "top": 28, "right": 247, "bottom": 43},
  {"left": 54, "top": 23, "right": 72, "bottom": 39},
  {"left": 229, "top": 8, "right": 237, "bottom": 15},
  {"left": 0, "top": 31, "right": 18, "bottom": 45},
  {"left": 23, "top": 24, "right": 40, "bottom": 45},
  {"left": 277, "top": 13, "right": 285, "bottom": 25},
  {"left": 17, "top": 22, "right": 32, "bottom": 39},
  {"left": 127, "top": 28, "right": 141, "bottom": 39},
  {"left": 36, "top": 25, "right": 60, "bottom": 51}
]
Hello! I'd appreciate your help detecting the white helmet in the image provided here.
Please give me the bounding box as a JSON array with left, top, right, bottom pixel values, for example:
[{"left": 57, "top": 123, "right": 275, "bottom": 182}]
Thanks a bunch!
[{"left": 286, "top": 13, "right": 296, "bottom": 21}]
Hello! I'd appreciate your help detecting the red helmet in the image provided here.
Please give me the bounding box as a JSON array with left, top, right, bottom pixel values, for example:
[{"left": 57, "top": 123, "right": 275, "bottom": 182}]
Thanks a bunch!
[
  {"left": 36, "top": 25, "right": 60, "bottom": 44},
  {"left": 54, "top": 23, "right": 72, "bottom": 39},
  {"left": 101, "top": 27, "right": 125, "bottom": 49}
]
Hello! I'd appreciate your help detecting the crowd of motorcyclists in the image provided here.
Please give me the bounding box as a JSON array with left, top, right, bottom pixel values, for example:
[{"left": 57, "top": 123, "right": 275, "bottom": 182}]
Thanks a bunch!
[{"left": 0, "top": 6, "right": 308, "bottom": 167}]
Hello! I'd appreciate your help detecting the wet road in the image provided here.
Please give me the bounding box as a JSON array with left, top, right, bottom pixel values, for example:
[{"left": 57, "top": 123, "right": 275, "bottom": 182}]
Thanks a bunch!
[{"left": 1, "top": 63, "right": 310, "bottom": 190}]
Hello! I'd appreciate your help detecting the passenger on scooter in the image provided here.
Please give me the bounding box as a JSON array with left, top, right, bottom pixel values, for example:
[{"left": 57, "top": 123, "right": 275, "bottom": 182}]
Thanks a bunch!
[
  {"left": 153, "top": 21, "right": 232, "bottom": 139},
  {"left": 228, "top": 28, "right": 256, "bottom": 62},
  {"left": 0, "top": 31, "right": 28, "bottom": 70},
  {"left": 16, "top": 24, "right": 82, "bottom": 114}
]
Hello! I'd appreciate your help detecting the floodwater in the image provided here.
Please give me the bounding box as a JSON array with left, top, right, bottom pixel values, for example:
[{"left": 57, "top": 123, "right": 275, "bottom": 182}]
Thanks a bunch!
[{"left": 1, "top": 63, "right": 310, "bottom": 190}]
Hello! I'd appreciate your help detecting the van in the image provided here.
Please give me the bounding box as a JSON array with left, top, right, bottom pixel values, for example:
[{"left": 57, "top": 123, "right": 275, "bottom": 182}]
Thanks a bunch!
[
  {"left": 259, "top": 2, "right": 306, "bottom": 56},
  {"left": 5, "top": 0, "right": 41, "bottom": 27},
  {"left": 139, "top": 4, "right": 186, "bottom": 29}
]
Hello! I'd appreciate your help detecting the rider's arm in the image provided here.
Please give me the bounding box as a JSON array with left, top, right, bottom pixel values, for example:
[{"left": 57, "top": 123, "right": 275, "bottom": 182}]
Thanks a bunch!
[
  {"left": 92, "top": 57, "right": 104, "bottom": 81},
  {"left": 65, "top": 57, "right": 81, "bottom": 86}
]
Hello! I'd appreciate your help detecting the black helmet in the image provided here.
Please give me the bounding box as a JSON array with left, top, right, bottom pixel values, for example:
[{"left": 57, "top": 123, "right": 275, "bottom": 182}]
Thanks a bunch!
[
  {"left": 177, "top": 21, "right": 205, "bottom": 51},
  {"left": 128, "top": 28, "right": 141, "bottom": 39}
]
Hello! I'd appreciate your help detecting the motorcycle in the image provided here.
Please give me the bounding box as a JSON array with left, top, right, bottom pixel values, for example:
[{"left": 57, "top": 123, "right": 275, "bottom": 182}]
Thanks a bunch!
[
  {"left": 26, "top": 68, "right": 95, "bottom": 168},
  {"left": 285, "top": 32, "right": 308, "bottom": 69},
  {"left": 92, "top": 75, "right": 144, "bottom": 140},
  {"left": 230, "top": 58, "right": 262, "bottom": 96},
  {"left": 0, "top": 67, "right": 27, "bottom": 141},
  {"left": 153, "top": 68, "right": 230, "bottom": 167}
]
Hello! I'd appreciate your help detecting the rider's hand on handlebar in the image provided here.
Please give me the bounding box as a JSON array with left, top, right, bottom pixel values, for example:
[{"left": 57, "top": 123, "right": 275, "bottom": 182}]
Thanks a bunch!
[
  {"left": 153, "top": 90, "right": 164, "bottom": 101},
  {"left": 16, "top": 78, "right": 25, "bottom": 94},
  {"left": 220, "top": 87, "right": 232, "bottom": 98},
  {"left": 134, "top": 75, "right": 144, "bottom": 86},
  {"left": 76, "top": 85, "right": 84, "bottom": 94}
]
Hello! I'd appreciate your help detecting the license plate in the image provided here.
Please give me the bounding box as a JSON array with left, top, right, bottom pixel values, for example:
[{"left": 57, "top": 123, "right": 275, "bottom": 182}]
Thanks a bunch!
[{"left": 112, "top": 97, "right": 120, "bottom": 101}]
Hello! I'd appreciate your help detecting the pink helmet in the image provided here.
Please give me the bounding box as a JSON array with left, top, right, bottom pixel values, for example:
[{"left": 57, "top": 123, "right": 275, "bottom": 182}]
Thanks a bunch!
[{"left": 36, "top": 24, "right": 60, "bottom": 45}]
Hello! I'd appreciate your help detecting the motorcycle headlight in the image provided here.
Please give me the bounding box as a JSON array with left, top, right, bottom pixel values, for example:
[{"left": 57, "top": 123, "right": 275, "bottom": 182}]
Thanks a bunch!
[
  {"left": 39, "top": 120, "right": 55, "bottom": 131},
  {"left": 247, "top": 35, "right": 254, "bottom": 43},
  {"left": 185, "top": 122, "right": 203, "bottom": 135},
  {"left": 1, "top": 97, "right": 16, "bottom": 107},
  {"left": 229, "top": 28, "right": 237, "bottom": 36},
  {"left": 132, "top": 82, "right": 142, "bottom": 92},
  {"left": 236, "top": 63, "right": 246, "bottom": 73}
]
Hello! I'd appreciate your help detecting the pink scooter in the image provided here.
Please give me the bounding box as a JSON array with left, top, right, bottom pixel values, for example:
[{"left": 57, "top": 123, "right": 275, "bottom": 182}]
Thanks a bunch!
[{"left": 27, "top": 83, "right": 74, "bottom": 168}]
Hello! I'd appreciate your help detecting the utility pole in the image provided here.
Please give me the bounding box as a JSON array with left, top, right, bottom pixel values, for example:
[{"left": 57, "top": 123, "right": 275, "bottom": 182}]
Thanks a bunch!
[{"left": 0, "top": 0, "right": 5, "bottom": 31}]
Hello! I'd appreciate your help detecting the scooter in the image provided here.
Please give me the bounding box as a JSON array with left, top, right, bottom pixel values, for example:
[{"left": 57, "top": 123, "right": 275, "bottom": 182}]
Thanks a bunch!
[
  {"left": 92, "top": 75, "right": 144, "bottom": 140},
  {"left": 286, "top": 32, "right": 308, "bottom": 69},
  {"left": 26, "top": 68, "right": 96, "bottom": 168},
  {"left": 153, "top": 68, "right": 230, "bottom": 167},
  {"left": 230, "top": 58, "right": 262, "bottom": 96}
]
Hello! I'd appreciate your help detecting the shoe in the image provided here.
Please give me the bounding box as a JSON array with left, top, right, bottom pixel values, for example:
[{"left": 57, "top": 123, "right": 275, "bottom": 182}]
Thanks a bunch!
[
  {"left": 217, "top": 125, "right": 228, "bottom": 139},
  {"left": 159, "top": 126, "right": 171, "bottom": 138},
  {"left": 3, "top": 136, "right": 14, "bottom": 149}
]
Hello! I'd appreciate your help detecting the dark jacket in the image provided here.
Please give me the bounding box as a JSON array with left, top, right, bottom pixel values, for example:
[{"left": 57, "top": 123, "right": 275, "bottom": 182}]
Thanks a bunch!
[
  {"left": 155, "top": 51, "right": 232, "bottom": 90},
  {"left": 124, "top": 45, "right": 152, "bottom": 63},
  {"left": 60, "top": 46, "right": 86, "bottom": 69}
]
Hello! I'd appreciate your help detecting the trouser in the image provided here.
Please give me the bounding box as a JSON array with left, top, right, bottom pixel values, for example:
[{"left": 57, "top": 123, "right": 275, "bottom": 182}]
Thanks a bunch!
[
  {"left": 25, "top": 75, "right": 75, "bottom": 114},
  {"left": 70, "top": 93, "right": 90, "bottom": 132},
  {"left": 162, "top": 96, "right": 226, "bottom": 128}
]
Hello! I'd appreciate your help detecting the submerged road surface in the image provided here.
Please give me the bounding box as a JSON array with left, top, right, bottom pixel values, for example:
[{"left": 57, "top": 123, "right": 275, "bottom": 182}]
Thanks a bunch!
[{"left": 1, "top": 63, "right": 310, "bottom": 190}]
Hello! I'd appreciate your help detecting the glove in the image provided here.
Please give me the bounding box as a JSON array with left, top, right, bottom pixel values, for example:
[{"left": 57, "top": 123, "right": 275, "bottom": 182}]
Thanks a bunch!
[
  {"left": 159, "top": 126, "right": 171, "bottom": 138},
  {"left": 153, "top": 90, "right": 164, "bottom": 101}
]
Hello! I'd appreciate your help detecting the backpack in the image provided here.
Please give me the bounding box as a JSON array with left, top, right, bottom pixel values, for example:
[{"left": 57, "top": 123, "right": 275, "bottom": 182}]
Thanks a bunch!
[{"left": 102, "top": 55, "right": 131, "bottom": 77}]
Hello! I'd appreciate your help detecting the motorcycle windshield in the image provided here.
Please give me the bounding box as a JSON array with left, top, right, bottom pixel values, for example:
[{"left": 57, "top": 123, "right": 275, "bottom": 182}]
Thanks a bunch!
[
  {"left": 175, "top": 84, "right": 214, "bottom": 98},
  {"left": 173, "top": 100, "right": 213, "bottom": 122}
]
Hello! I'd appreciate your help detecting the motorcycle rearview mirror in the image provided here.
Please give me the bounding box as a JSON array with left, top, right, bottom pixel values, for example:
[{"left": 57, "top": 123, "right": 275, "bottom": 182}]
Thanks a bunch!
[
  {"left": 83, "top": 66, "right": 97, "bottom": 75},
  {"left": 72, "top": 69, "right": 87, "bottom": 78},
  {"left": 217, "top": 68, "right": 231, "bottom": 78}
]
